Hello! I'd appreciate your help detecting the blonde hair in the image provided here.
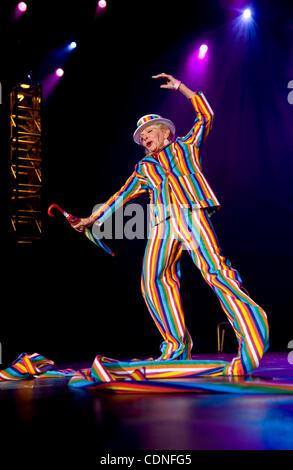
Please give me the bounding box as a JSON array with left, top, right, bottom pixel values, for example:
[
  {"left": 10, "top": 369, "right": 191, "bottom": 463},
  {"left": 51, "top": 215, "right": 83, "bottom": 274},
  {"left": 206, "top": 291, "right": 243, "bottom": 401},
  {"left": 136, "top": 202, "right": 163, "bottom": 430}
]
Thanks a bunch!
[
  {"left": 141, "top": 123, "right": 174, "bottom": 154},
  {"left": 157, "top": 123, "right": 174, "bottom": 142}
]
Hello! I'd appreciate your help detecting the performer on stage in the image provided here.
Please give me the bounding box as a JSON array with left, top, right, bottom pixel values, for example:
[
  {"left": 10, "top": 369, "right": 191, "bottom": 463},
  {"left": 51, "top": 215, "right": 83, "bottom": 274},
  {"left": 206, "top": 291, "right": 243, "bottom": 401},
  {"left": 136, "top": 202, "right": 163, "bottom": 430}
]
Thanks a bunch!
[{"left": 74, "top": 73, "right": 269, "bottom": 375}]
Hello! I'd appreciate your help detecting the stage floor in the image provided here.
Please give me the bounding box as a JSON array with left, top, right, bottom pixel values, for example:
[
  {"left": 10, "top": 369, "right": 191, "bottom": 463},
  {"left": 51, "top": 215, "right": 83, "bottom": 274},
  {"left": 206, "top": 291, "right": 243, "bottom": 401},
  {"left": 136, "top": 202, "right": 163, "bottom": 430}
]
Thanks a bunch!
[{"left": 0, "top": 352, "right": 292, "bottom": 459}]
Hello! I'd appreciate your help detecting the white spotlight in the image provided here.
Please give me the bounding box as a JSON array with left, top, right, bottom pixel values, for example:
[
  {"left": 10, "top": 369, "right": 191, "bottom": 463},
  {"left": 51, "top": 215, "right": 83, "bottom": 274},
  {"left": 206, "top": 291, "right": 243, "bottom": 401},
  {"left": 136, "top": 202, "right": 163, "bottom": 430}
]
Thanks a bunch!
[
  {"left": 242, "top": 8, "right": 252, "bottom": 20},
  {"left": 68, "top": 41, "right": 77, "bottom": 50}
]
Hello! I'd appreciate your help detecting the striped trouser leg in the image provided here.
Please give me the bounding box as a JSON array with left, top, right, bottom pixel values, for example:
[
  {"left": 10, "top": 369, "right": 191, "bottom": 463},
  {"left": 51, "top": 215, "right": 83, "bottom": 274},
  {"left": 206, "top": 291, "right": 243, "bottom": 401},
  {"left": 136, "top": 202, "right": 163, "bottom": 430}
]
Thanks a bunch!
[
  {"left": 141, "top": 218, "right": 193, "bottom": 360},
  {"left": 173, "top": 206, "right": 270, "bottom": 375}
]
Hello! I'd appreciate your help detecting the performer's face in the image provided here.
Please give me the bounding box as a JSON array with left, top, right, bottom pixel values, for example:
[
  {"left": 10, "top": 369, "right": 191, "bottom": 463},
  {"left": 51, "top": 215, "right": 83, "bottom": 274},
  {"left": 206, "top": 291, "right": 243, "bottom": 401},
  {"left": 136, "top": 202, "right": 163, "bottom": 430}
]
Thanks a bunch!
[{"left": 140, "top": 125, "right": 170, "bottom": 154}]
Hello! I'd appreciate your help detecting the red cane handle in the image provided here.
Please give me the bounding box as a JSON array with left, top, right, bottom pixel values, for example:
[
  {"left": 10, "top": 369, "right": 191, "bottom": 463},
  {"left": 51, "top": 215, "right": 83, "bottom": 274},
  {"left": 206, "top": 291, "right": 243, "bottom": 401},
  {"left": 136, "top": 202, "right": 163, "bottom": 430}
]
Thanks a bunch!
[
  {"left": 48, "top": 203, "right": 114, "bottom": 255},
  {"left": 48, "top": 204, "right": 80, "bottom": 227},
  {"left": 48, "top": 204, "right": 68, "bottom": 218}
]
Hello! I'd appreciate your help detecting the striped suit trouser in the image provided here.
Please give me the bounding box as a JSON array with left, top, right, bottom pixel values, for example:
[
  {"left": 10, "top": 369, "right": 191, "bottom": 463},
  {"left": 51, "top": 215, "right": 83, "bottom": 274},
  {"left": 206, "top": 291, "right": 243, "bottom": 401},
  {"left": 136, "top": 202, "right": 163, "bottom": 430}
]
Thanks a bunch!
[{"left": 141, "top": 204, "right": 269, "bottom": 376}]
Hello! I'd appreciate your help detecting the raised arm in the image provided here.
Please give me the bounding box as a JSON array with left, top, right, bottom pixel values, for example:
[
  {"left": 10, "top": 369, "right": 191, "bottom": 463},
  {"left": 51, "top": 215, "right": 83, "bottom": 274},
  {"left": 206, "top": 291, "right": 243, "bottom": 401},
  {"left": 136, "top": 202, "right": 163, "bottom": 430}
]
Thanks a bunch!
[
  {"left": 180, "top": 91, "right": 214, "bottom": 147},
  {"left": 152, "top": 73, "right": 214, "bottom": 147}
]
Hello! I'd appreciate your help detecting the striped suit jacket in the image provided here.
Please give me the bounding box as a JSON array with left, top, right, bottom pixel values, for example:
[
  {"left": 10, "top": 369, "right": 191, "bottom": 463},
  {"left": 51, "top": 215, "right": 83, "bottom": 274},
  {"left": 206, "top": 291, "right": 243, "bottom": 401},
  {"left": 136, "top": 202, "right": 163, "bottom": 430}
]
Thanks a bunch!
[{"left": 93, "top": 91, "right": 220, "bottom": 228}]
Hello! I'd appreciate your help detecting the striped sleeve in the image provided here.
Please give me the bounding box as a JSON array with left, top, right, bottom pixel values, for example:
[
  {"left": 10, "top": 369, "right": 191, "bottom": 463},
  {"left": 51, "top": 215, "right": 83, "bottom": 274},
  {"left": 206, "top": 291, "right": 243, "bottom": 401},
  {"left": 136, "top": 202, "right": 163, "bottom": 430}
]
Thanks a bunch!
[
  {"left": 92, "top": 164, "right": 148, "bottom": 225},
  {"left": 179, "top": 91, "right": 214, "bottom": 148}
]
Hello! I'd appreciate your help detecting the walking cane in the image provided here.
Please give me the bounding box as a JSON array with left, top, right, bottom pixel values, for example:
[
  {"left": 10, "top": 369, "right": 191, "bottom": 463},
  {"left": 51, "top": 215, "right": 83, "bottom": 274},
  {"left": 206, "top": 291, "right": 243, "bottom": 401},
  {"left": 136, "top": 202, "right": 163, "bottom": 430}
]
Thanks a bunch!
[{"left": 48, "top": 204, "right": 114, "bottom": 257}]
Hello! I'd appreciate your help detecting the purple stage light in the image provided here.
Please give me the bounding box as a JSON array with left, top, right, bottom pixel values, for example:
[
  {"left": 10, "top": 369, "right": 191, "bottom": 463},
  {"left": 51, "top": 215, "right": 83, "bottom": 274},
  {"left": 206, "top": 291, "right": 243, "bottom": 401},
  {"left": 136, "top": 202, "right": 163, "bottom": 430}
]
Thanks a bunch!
[
  {"left": 18, "top": 2, "right": 27, "bottom": 12},
  {"left": 13, "top": 2, "right": 28, "bottom": 20},
  {"left": 55, "top": 68, "right": 64, "bottom": 77},
  {"left": 43, "top": 70, "right": 65, "bottom": 102},
  {"left": 95, "top": 0, "right": 107, "bottom": 17},
  {"left": 198, "top": 44, "right": 208, "bottom": 60},
  {"left": 98, "top": 0, "right": 107, "bottom": 8}
]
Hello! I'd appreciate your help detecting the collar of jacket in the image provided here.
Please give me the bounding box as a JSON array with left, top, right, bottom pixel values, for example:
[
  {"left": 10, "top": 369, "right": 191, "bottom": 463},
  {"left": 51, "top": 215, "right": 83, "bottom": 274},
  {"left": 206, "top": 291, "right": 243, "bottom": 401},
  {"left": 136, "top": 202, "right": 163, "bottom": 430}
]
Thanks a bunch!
[
  {"left": 140, "top": 155, "right": 160, "bottom": 165},
  {"left": 140, "top": 147, "right": 169, "bottom": 165}
]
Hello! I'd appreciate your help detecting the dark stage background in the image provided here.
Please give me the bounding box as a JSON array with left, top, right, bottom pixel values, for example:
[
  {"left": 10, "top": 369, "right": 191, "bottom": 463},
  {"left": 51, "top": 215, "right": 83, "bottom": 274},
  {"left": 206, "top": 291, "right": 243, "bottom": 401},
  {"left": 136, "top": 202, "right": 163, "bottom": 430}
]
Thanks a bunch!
[{"left": 2, "top": 0, "right": 293, "bottom": 366}]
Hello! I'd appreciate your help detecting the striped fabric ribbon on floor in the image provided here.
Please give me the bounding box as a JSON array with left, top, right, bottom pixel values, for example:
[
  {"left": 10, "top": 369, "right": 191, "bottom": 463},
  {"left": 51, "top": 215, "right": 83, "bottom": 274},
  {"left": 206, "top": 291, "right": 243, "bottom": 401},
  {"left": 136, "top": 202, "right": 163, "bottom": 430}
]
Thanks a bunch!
[
  {"left": 1, "top": 353, "right": 293, "bottom": 394},
  {"left": 0, "top": 353, "right": 75, "bottom": 381}
]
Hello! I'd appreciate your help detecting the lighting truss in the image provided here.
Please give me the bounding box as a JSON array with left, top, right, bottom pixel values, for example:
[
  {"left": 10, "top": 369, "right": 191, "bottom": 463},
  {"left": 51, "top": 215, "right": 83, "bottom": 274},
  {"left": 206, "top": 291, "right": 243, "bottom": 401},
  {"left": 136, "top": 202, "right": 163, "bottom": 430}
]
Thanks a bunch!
[{"left": 9, "top": 83, "right": 43, "bottom": 244}]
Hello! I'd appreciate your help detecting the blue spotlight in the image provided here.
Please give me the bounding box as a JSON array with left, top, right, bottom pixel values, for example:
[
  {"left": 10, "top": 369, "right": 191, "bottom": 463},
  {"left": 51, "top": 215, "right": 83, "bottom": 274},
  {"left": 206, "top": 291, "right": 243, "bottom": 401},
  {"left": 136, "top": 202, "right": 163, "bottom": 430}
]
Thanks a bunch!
[
  {"left": 68, "top": 41, "right": 77, "bottom": 51},
  {"left": 242, "top": 8, "right": 252, "bottom": 20}
]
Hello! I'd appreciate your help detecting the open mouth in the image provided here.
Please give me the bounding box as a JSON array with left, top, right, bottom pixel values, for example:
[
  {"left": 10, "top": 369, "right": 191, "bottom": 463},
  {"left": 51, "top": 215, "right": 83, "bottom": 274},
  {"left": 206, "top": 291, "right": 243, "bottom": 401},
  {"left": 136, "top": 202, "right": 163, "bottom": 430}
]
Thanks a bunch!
[{"left": 146, "top": 141, "right": 153, "bottom": 148}]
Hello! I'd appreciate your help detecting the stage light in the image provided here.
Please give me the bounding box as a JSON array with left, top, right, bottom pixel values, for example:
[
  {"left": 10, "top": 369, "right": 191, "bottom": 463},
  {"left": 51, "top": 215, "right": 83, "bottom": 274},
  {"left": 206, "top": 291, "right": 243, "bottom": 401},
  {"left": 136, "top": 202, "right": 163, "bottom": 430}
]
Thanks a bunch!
[
  {"left": 13, "top": 1, "right": 28, "bottom": 21},
  {"left": 43, "top": 70, "right": 65, "bottom": 102},
  {"left": 17, "top": 2, "right": 27, "bottom": 12},
  {"left": 55, "top": 68, "right": 64, "bottom": 77},
  {"left": 242, "top": 8, "right": 252, "bottom": 20},
  {"left": 68, "top": 41, "right": 77, "bottom": 50},
  {"left": 198, "top": 44, "right": 208, "bottom": 60},
  {"left": 95, "top": 0, "right": 107, "bottom": 16},
  {"left": 98, "top": 0, "right": 107, "bottom": 8}
]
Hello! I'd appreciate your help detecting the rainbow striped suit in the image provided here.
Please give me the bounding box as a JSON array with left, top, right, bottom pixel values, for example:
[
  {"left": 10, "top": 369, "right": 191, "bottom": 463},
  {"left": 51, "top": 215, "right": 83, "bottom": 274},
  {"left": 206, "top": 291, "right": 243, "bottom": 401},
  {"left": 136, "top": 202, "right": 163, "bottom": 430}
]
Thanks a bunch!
[
  {"left": 94, "top": 92, "right": 219, "bottom": 228},
  {"left": 93, "top": 91, "right": 269, "bottom": 375}
]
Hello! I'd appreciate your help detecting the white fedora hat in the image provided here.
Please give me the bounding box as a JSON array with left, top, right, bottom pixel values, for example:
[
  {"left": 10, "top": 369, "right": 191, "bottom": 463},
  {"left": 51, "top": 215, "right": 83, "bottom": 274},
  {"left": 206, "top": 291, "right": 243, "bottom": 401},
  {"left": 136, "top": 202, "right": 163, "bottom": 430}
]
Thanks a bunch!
[{"left": 133, "top": 114, "right": 176, "bottom": 145}]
